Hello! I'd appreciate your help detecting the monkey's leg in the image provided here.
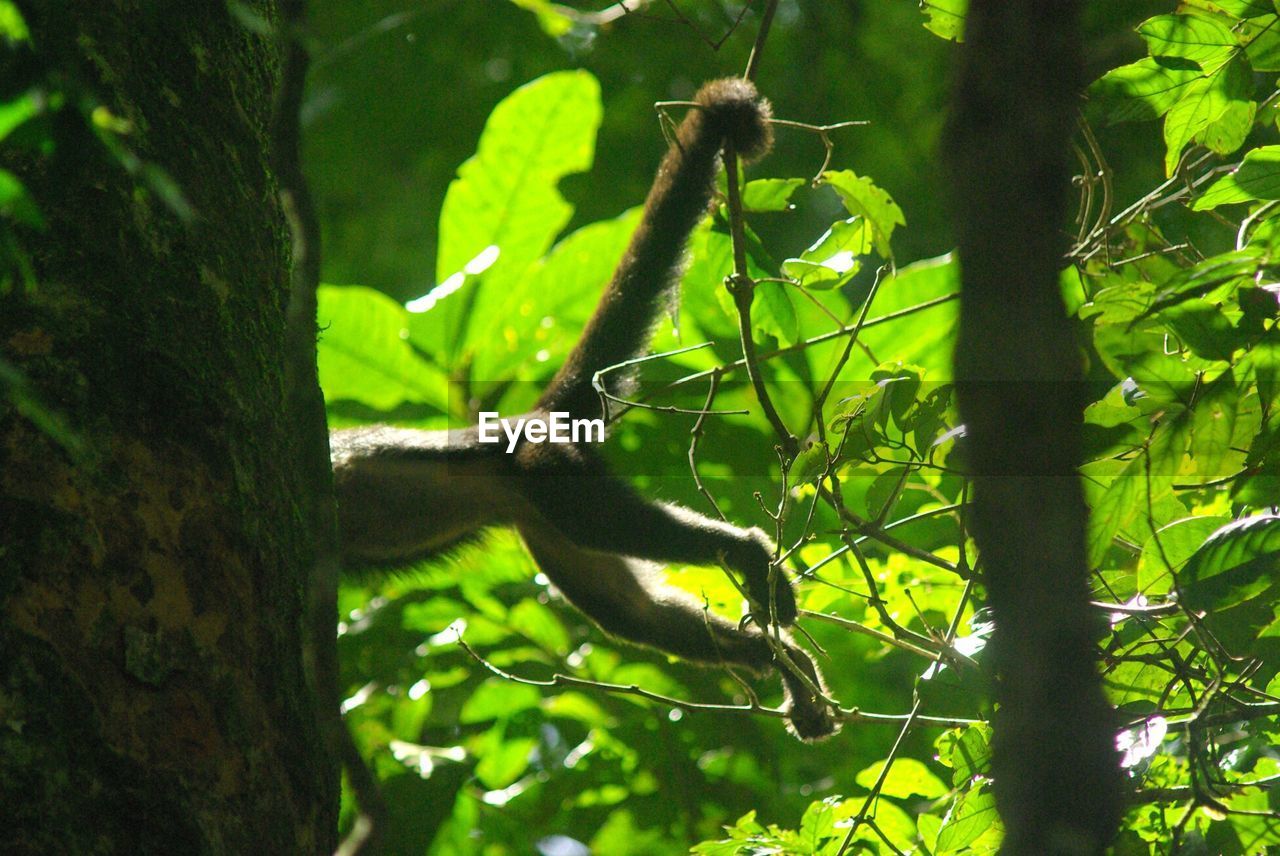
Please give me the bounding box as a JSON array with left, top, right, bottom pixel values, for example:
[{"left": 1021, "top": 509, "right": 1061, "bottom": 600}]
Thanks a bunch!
[
  {"left": 515, "top": 452, "right": 796, "bottom": 624},
  {"left": 518, "top": 524, "right": 837, "bottom": 740}
]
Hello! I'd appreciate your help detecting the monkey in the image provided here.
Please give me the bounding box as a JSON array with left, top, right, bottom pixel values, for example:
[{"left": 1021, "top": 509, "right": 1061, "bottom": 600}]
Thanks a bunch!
[{"left": 329, "top": 78, "right": 838, "bottom": 741}]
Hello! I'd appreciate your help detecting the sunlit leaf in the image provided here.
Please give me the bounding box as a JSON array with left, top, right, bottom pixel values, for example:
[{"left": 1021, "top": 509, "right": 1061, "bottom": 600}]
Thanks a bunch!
[
  {"left": 1138, "top": 14, "right": 1237, "bottom": 72},
  {"left": 936, "top": 783, "right": 999, "bottom": 853},
  {"left": 742, "top": 178, "right": 805, "bottom": 212},
  {"left": 459, "top": 679, "right": 542, "bottom": 724},
  {"left": 821, "top": 170, "right": 905, "bottom": 259},
  {"left": 435, "top": 71, "right": 601, "bottom": 360},
  {"left": 1163, "top": 56, "right": 1252, "bottom": 176},
  {"left": 1179, "top": 514, "right": 1280, "bottom": 611},
  {"left": 921, "top": 0, "right": 966, "bottom": 41},
  {"left": 854, "top": 758, "right": 948, "bottom": 799},
  {"left": 475, "top": 736, "right": 536, "bottom": 789},
  {"left": 1195, "top": 145, "right": 1280, "bottom": 208},
  {"left": 317, "top": 285, "right": 449, "bottom": 412},
  {"left": 0, "top": 90, "right": 41, "bottom": 142},
  {"left": 1137, "top": 516, "right": 1230, "bottom": 594},
  {"left": 782, "top": 217, "right": 868, "bottom": 289},
  {"left": 1087, "top": 57, "right": 1201, "bottom": 125},
  {"left": 0, "top": 169, "right": 43, "bottom": 228},
  {"left": 1240, "top": 15, "right": 1280, "bottom": 70},
  {"left": 0, "top": 0, "right": 28, "bottom": 41}
]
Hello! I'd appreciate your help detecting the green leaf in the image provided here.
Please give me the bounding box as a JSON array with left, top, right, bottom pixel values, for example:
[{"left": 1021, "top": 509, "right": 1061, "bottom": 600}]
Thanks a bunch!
[
  {"left": 755, "top": 279, "right": 800, "bottom": 345},
  {"left": 921, "top": 0, "right": 965, "bottom": 41},
  {"left": 435, "top": 71, "right": 601, "bottom": 357},
  {"left": 790, "top": 441, "right": 829, "bottom": 485},
  {"left": 936, "top": 784, "right": 998, "bottom": 853},
  {"left": 782, "top": 217, "right": 868, "bottom": 288},
  {"left": 1138, "top": 516, "right": 1230, "bottom": 595},
  {"left": 507, "top": 599, "right": 570, "bottom": 655},
  {"left": 1136, "top": 248, "right": 1262, "bottom": 316},
  {"left": 1241, "top": 15, "right": 1280, "bottom": 70},
  {"left": 1087, "top": 58, "right": 1202, "bottom": 125},
  {"left": 0, "top": 90, "right": 40, "bottom": 142},
  {"left": 1200, "top": 97, "right": 1256, "bottom": 157},
  {"left": 1195, "top": 145, "right": 1280, "bottom": 208},
  {"left": 947, "top": 724, "right": 992, "bottom": 787},
  {"left": 438, "top": 71, "right": 599, "bottom": 282},
  {"left": 506, "top": 0, "right": 574, "bottom": 36},
  {"left": 317, "top": 286, "right": 449, "bottom": 412},
  {"left": 458, "top": 678, "right": 543, "bottom": 723},
  {"left": 860, "top": 253, "right": 960, "bottom": 379},
  {"left": 475, "top": 736, "right": 536, "bottom": 789},
  {"left": 0, "top": 169, "right": 43, "bottom": 228},
  {"left": 1138, "top": 14, "right": 1238, "bottom": 72},
  {"left": 1190, "top": 371, "right": 1239, "bottom": 476},
  {"left": 1163, "top": 299, "right": 1243, "bottom": 360},
  {"left": 1163, "top": 56, "right": 1252, "bottom": 176},
  {"left": 541, "top": 692, "right": 614, "bottom": 727},
  {"left": 854, "top": 758, "right": 948, "bottom": 800},
  {"left": 0, "top": 1, "right": 28, "bottom": 41},
  {"left": 742, "top": 178, "right": 805, "bottom": 212},
  {"left": 821, "top": 170, "right": 905, "bottom": 259},
  {"left": 469, "top": 209, "right": 641, "bottom": 398},
  {"left": 796, "top": 797, "right": 840, "bottom": 848},
  {"left": 1179, "top": 0, "right": 1271, "bottom": 17},
  {"left": 1088, "top": 461, "right": 1143, "bottom": 568},
  {"left": 1179, "top": 514, "right": 1280, "bottom": 611}
]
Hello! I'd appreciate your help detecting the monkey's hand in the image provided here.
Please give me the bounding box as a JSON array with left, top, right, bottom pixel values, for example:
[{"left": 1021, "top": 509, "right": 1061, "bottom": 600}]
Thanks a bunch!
[
  {"left": 729, "top": 528, "right": 797, "bottom": 626},
  {"left": 778, "top": 641, "right": 840, "bottom": 741}
]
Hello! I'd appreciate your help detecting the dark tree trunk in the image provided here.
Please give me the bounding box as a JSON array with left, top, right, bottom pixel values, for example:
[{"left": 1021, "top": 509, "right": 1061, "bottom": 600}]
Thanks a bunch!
[
  {"left": 0, "top": 2, "right": 335, "bottom": 852},
  {"left": 945, "top": 3, "right": 1122, "bottom": 853}
]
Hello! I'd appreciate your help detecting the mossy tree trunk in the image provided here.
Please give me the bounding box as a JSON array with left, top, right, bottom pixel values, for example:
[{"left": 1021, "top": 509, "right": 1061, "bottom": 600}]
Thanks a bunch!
[{"left": 0, "top": 2, "right": 335, "bottom": 852}]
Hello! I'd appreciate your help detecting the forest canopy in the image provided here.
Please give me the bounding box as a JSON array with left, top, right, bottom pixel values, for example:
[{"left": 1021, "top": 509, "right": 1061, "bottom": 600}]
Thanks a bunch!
[{"left": 3, "top": 1, "right": 1280, "bottom": 854}]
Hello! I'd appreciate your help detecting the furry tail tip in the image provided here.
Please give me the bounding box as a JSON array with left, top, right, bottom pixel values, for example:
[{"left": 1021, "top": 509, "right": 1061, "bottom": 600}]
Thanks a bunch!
[{"left": 695, "top": 78, "right": 773, "bottom": 161}]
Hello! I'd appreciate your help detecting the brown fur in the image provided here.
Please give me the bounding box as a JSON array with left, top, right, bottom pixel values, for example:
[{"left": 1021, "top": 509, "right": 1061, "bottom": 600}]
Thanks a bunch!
[{"left": 331, "top": 80, "right": 837, "bottom": 741}]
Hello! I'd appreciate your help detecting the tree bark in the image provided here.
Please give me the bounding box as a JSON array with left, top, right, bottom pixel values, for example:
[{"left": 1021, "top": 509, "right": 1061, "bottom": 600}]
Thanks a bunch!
[
  {"left": 0, "top": 2, "right": 335, "bottom": 852},
  {"left": 945, "top": 3, "right": 1123, "bottom": 853}
]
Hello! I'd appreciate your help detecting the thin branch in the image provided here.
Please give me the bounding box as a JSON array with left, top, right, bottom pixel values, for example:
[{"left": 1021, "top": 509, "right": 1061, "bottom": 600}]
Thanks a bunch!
[
  {"left": 743, "top": 0, "right": 778, "bottom": 82},
  {"left": 724, "top": 139, "right": 796, "bottom": 457}
]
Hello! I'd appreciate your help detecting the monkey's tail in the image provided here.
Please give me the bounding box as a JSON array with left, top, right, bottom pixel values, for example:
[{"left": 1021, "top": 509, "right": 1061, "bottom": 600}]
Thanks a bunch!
[{"left": 536, "top": 78, "right": 772, "bottom": 421}]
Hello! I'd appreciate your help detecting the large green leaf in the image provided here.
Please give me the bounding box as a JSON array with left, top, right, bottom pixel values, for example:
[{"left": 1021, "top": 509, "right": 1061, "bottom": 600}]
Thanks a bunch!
[
  {"left": 920, "top": 0, "right": 965, "bottom": 41},
  {"left": 1088, "top": 57, "right": 1202, "bottom": 125},
  {"left": 741, "top": 178, "right": 805, "bottom": 212},
  {"left": 1190, "top": 370, "right": 1239, "bottom": 476},
  {"left": 782, "top": 216, "right": 869, "bottom": 289},
  {"left": 936, "top": 783, "right": 999, "bottom": 854},
  {"left": 317, "top": 285, "right": 449, "bottom": 412},
  {"left": 859, "top": 253, "right": 960, "bottom": 379},
  {"left": 1137, "top": 515, "right": 1231, "bottom": 595},
  {"left": 1138, "top": 14, "right": 1238, "bottom": 72},
  {"left": 854, "top": 758, "right": 948, "bottom": 799},
  {"left": 436, "top": 70, "right": 600, "bottom": 283},
  {"left": 428, "top": 71, "right": 602, "bottom": 362},
  {"left": 1179, "top": 514, "right": 1280, "bottom": 611},
  {"left": 821, "top": 170, "right": 905, "bottom": 260},
  {"left": 1195, "top": 145, "right": 1280, "bottom": 208},
  {"left": 1240, "top": 14, "right": 1280, "bottom": 70},
  {"left": 1163, "top": 55, "right": 1252, "bottom": 176},
  {"left": 470, "top": 209, "right": 641, "bottom": 403}
]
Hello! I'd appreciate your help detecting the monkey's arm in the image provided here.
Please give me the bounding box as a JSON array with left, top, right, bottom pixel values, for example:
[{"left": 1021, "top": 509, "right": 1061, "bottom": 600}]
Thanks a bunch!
[
  {"left": 515, "top": 443, "right": 795, "bottom": 623},
  {"left": 518, "top": 522, "right": 837, "bottom": 741}
]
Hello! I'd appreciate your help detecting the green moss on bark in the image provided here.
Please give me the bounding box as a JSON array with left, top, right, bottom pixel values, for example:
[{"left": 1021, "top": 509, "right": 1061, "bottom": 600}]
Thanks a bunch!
[{"left": 0, "top": 2, "right": 335, "bottom": 851}]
